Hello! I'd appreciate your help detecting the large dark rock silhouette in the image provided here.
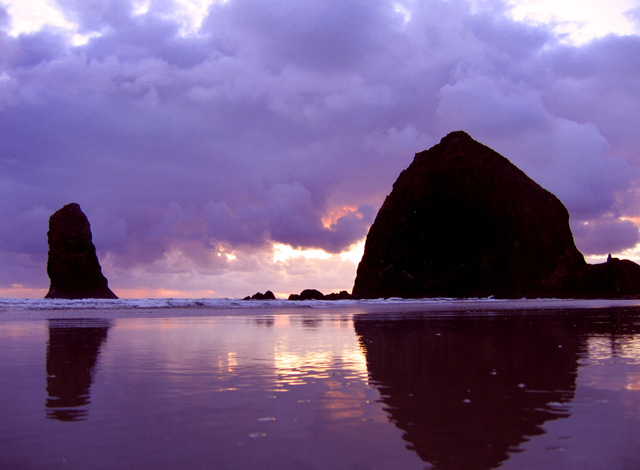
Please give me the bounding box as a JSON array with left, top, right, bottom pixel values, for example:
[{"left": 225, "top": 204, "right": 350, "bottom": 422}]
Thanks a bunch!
[
  {"left": 353, "top": 131, "right": 640, "bottom": 299},
  {"left": 45, "top": 203, "right": 118, "bottom": 299}
]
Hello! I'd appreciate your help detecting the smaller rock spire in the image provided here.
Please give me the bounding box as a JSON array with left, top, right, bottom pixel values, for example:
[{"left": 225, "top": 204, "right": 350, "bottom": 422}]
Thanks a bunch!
[{"left": 45, "top": 203, "right": 118, "bottom": 299}]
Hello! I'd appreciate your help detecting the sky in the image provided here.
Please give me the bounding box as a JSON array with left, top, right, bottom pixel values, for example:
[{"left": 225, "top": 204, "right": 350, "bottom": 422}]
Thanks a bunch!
[{"left": 1, "top": 0, "right": 639, "bottom": 299}]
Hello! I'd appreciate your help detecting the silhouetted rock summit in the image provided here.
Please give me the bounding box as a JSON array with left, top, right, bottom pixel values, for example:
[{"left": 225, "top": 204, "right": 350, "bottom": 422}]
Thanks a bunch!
[
  {"left": 45, "top": 203, "right": 117, "bottom": 299},
  {"left": 353, "top": 131, "right": 640, "bottom": 299}
]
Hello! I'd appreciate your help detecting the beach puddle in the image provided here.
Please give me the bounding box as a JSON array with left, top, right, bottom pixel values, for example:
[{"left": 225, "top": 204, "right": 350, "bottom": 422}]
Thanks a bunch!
[{"left": 1, "top": 306, "right": 640, "bottom": 469}]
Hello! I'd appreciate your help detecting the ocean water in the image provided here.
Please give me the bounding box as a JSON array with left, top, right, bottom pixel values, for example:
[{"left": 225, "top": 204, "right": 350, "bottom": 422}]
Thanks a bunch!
[
  {"left": 1, "top": 298, "right": 640, "bottom": 469},
  {"left": 3, "top": 296, "right": 640, "bottom": 317}
]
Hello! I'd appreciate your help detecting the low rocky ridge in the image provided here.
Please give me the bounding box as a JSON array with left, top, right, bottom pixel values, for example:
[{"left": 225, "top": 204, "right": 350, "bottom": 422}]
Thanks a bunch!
[
  {"left": 45, "top": 203, "right": 118, "bottom": 299},
  {"left": 288, "top": 289, "right": 352, "bottom": 300},
  {"left": 244, "top": 291, "right": 276, "bottom": 300},
  {"left": 352, "top": 131, "right": 640, "bottom": 299},
  {"left": 242, "top": 289, "right": 352, "bottom": 300}
]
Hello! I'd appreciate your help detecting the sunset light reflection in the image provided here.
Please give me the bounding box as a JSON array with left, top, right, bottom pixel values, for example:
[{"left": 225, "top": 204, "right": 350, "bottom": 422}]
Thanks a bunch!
[
  {"left": 584, "top": 335, "right": 640, "bottom": 392},
  {"left": 271, "top": 315, "right": 369, "bottom": 392}
]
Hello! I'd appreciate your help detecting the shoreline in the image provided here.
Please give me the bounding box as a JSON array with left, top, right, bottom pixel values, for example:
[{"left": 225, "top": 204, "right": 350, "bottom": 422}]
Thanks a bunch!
[{"left": 3, "top": 297, "right": 640, "bottom": 320}]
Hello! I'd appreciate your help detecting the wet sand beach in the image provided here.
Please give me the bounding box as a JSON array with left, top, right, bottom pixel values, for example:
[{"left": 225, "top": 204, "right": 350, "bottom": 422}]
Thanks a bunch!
[{"left": 1, "top": 299, "right": 640, "bottom": 469}]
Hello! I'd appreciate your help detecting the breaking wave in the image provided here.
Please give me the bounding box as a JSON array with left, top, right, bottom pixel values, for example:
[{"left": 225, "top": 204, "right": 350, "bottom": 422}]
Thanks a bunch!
[{"left": 2, "top": 296, "right": 639, "bottom": 316}]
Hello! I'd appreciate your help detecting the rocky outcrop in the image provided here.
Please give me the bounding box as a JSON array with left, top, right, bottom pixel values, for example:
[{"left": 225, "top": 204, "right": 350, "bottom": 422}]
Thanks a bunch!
[
  {"left": 45, "top": 203, "right": 118, "bottom": 299},
  {"left": 567, "top": 256, "right": 640, "bottom": 298},
  {"left": 352, "top": 131, "right": 640, "bottom": 299},
  {"left": 289, "top": 289, "right": 325, "bottom": 301},
  {"left": 244, "top": 291, "right": 276, "bottom": 300},
  {"left": 323, "top": 290, "right": 352, "bottom": 300},
  {"left": 288, "top": 289, "right": 352, "bottom": 300}
]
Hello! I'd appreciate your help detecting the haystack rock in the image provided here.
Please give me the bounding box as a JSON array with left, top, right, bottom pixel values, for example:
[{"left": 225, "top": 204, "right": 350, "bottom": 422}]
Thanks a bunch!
[
  {"left": 352, "top": 131, "right": 640, "bottom": 299},
  {"left": 45, "top": 203, "right": 117, "bottom": 299}
]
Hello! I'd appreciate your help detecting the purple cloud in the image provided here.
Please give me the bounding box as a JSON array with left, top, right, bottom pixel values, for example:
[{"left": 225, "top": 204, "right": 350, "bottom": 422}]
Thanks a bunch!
[
  {"left": 1, "top": 0, "right": 639, "bottom": 297},
  {"left": 573, "top": 217, "right": 640, "bottom": 256}
]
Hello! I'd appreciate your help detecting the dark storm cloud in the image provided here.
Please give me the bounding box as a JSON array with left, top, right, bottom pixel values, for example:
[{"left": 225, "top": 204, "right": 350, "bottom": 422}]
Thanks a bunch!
[
  {"left": 1, "top": 0, "right": 640, "bottom": 294},
  {"left": 13, "top": 30, "right": 68, "bottom": 66},
  {"left": 203, "top": 0, "right": 387, "bottom": 72}
]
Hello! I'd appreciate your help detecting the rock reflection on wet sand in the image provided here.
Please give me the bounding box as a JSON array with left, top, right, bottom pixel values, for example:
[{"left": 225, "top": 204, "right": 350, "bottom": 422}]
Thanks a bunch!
[
  {"left": 354, "top": 308, "right": 640, "bottom": 469},
  {"left": 45, "top": 319, "right": 112, "bottom": 421}
]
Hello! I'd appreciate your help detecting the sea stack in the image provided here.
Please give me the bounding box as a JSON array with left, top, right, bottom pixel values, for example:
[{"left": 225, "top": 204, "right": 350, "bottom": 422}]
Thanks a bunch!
[
  {"left": 352, "top": 131, "right": 640, "bottom": 299},
  {"left": 45, "top": 203, "right": 117, "bottom": 299}
]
